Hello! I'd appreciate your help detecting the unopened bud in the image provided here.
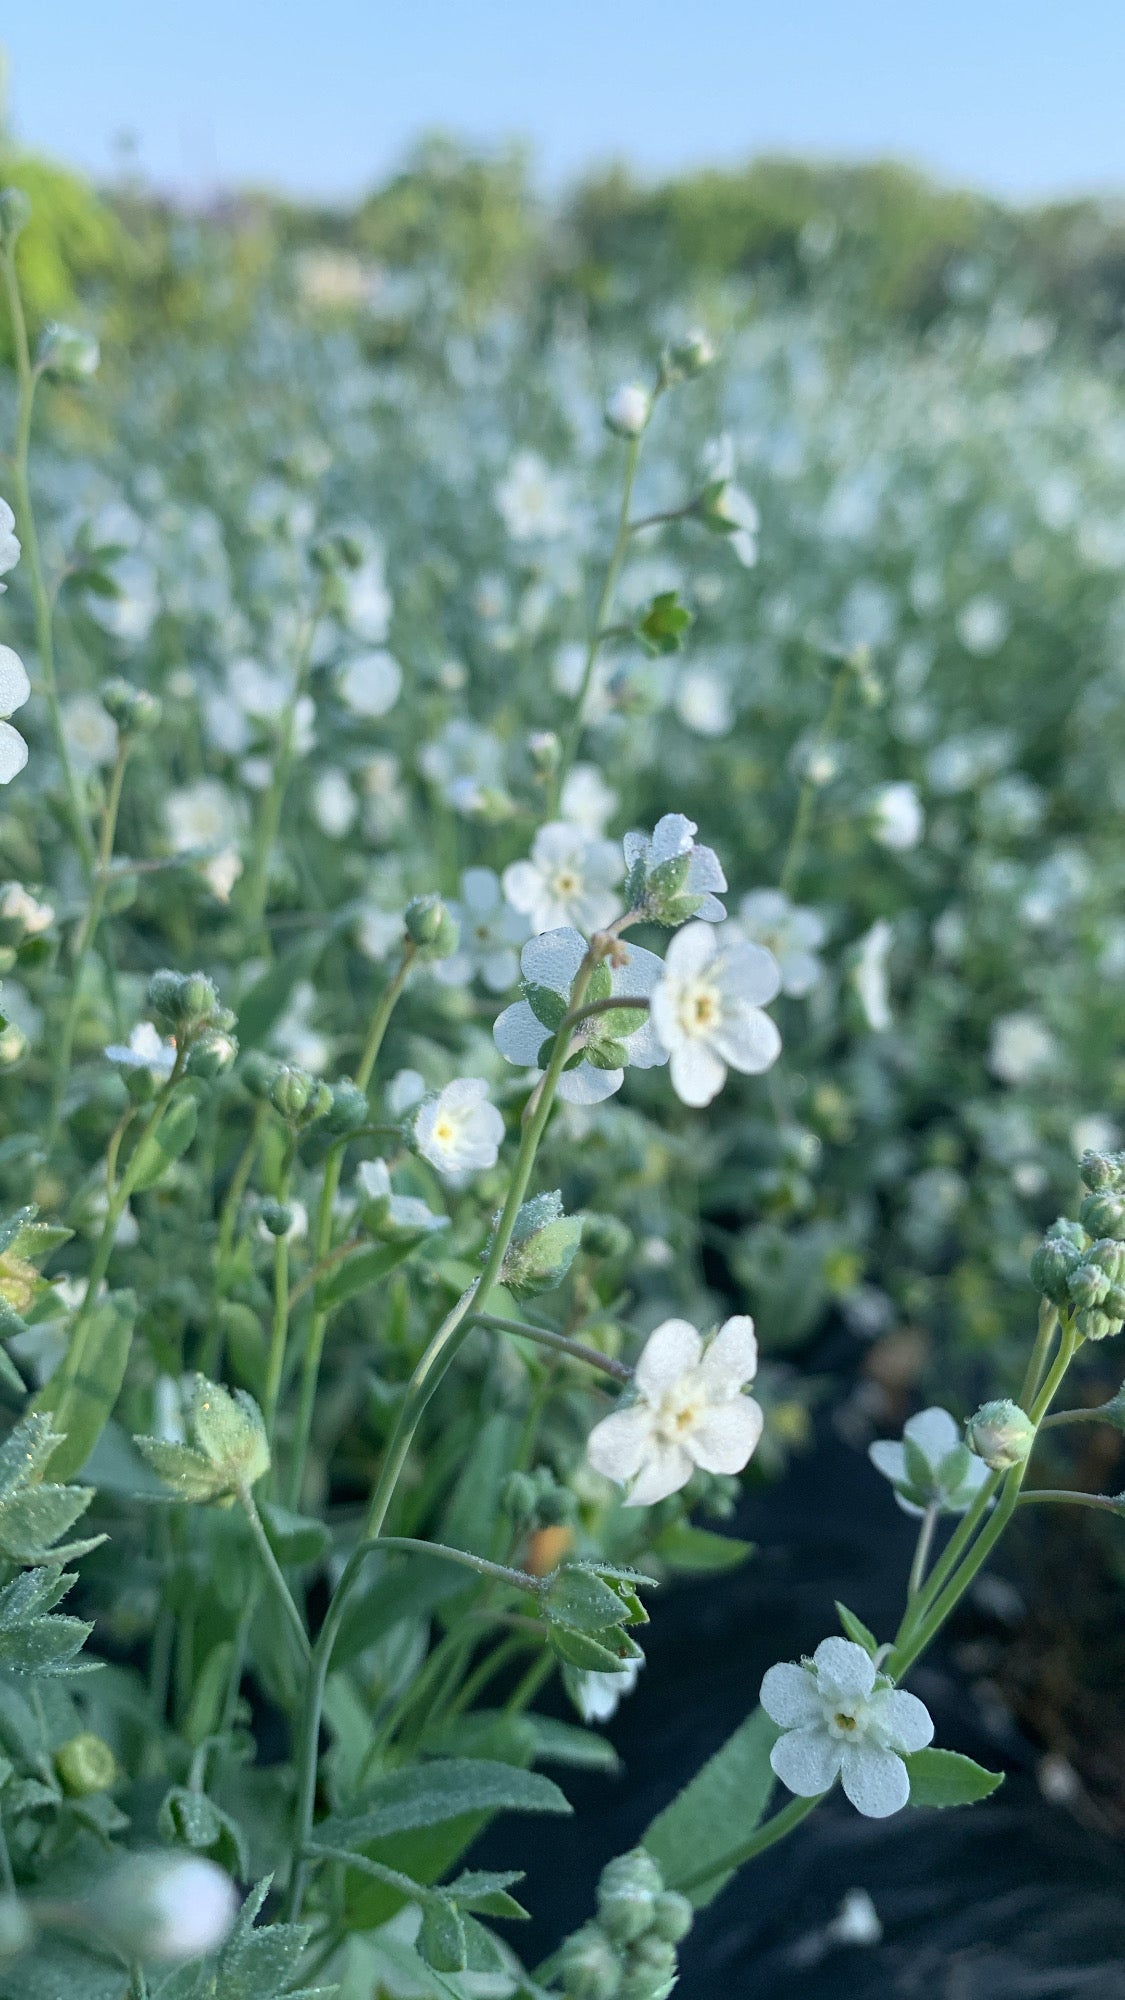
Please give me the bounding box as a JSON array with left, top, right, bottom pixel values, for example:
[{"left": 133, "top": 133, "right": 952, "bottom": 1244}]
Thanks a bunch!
[
  {"left": 619, "top": 1933, "right": 678, "bottom": 2000},
  {"left": 323, "top": 1077, "right": 369, "bottom": 1135},
  {"left": 605, "top": 383, "right": 651, "bottom": 438},
  {"left": 1029, "top": 1227, "right": 1085, "bottom": 1305},
  {"left": 259, "top": 1198, "right": 294, "bottom": 1238},
  {"left": 55, "top": 1731, "right": 117, "bottom": 1797},
  {"left": 527, "top": 729, "right": 561, "bottom": 779},
  {"left": 135, "top": 1375, "right": 269, "bottom": 1504},
  {"left": 404, "top": 893, "right": 458, "bottom": 959},
  {"left": 36, "top": 321, "right": 99, "bottom": 382},
  {"left": 101, "top": 677, "right": 161, "bottom": 733},
  {"left": 966, "top": 1399, "right": 1036, "bottom": 1471},
  {"left": 268, "top": 1063, "right": 331, "bottom": 1125},
  {"left": 88, "top": 1854, "right": 238, "bottom": 1963},
  {"left": 597, "top": 1849, "right": 664, "bottom": 1944},
  {"left": 556, "top": 1922, "right": 621, "bottom": 2000},
  {"left": 650, "top": 1891, "right": 693, "bottom": 1944},
  {"left": 1080, "top": 1190, "right": 1125, "bottom": 1242},
  {"left": 1079, "top": 1149, "right": 1125, "bottom": 1192},
  {"left": 500, "top": 1190, "right": 583, "bottom": 1299},
  {"left": 662, "top": 328, "right": 715, "bottom": 382}
]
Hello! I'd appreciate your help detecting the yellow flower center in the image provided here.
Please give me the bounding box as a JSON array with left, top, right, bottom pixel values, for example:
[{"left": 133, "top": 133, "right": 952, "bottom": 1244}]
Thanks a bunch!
[
  {"left": 677, "top": 976, "right": 721, "bottom": 1037},
  {"left": 552, "top": 868, "right": 580, "bottom": 899}
]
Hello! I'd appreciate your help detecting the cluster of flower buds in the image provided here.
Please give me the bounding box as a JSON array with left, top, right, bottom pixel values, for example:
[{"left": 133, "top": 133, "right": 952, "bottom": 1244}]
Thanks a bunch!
[
  {"left": 501, "top": 1463, "right": 579, "bottom": 1531},
  {"left": 1029, "top": 1151, "right": 1125, "bottom": 1339},
  {"left": 101, "top": 676, "right": 161, "bottom": 737},
  {"left": 147, "top": 969, "right": 237, "bottom": 1073},
  {"left": 500, "top": 1190, "right": 584, "bottom": 1299},
  {"left": 135, "top": 1375, "right": 269, "bottom": 1505},
  {"left": 552, "top": 1848, "right": 692, "bottom": 2000},
  {"left": 404, "top": 892, "right": 459, "bottom": 960}
]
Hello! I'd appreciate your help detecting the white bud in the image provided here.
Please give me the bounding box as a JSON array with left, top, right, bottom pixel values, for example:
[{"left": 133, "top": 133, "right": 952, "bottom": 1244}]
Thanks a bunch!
[
  {"left": 94, "top": 1854, "right": 239, "bottom": 1962},
  {"left": 605, "top": 383, "right": 650, "bottom": 438}
]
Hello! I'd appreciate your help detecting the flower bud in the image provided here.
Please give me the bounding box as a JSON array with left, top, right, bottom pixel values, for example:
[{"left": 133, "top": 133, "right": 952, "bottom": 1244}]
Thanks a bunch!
[
  {"left": 581, "top": 1213, "right": 633, "bottom": 1260},
  {"left": 323, "top": 1077, "right": 369, "bottom": 1135},
  {"left": 136, "top": 1374, "right": 269, "bottom": 1503},
  {"left": 596, "top": 1849, "right": 664, "bottom": 1944},
  {"left": 310, "top": 528, "right": 366, "bottom": 573},
  {"left": 500, "top": 1190, "right": 583, "bottom": 1299},
  {"left": 268, "top": 1063, "right": 331, "bottom": 1126},
  {"left": 1029, "top": 1227, "right": 1085, "bottom": 1305},
  {"left": 0, "top": 187, "right": 32, "bottom": 249},
  {"left": 86, "top": 1854, "right": 238, "bottom": 1962},
  {"left": 55, "top": 1731, "right": 117, "bottom": 1797},
  {"left": 148, "top": 969, "right": 230, "bottom": 1041},
  {"left": 259, "top": 1198, "right": 294, "bottom": 1238},
  {"left": 966, "top": 1399, "right": 1036, "bottom": 1471},
  {"left": 240, "top": 1051, "right": 285, "bottom": 1101},
  {"left": 1069, "top": 1261, "right": 1111, "bottom": 1310},
  {"left": 1078, "top": 1306, "right": 1121, "bottom": 1342},
  {"left": 556, "top": 1922, "right": 622, "bottom": 2000},
  {"left": 101, "top": 677, "right": 161, "bottom": 734},
  {"left": 185, "top": 1029, "right": 238, "bottom": 1078},
  {"left": 661, "top": 327, "right": 715, "bottom": 381},
  {"left": 1079, "top": 1149, "right": 1125, "bottom": 1193},
  {"left": 1080, "top": 1191, "right": 1125, "bottom": 1242},
  {"left": 605, "top": 384, "right": 651, "bottom": 438},
  {"left": 404, "top": 893, "right": 458, "bottom": 959},
  {"left": 619, "top": 1934, "right": 678, "bottom": 2000},
  {"left": 36, "top": 321, "right": 99, "bottom": 382},
  {"left": 650, "top": 1891, "right": 693, "bottom": 1944},
  {"left": 527, "top": 729, "right": 561, "bottom": 779}
]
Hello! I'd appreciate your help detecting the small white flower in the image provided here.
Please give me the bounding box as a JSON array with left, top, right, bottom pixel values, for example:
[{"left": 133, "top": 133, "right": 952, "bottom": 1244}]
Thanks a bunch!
[
  {"left": 494, "top": 926, "right": 667, "bottom": 1105},
  {"left": 166, "top": 779, "right": 243, "bottom": 855},
  {"left": 587, "top": 1315, "right": 764, "bottom": 1505},
  {"left": 342, "top": 556, "right": 393, "bottom": 642},
  {"left": 675, "top": 664, "right": 732, "bottom": 737},
  {"left": 503, "top": 822, "right": 623, "bottom": 936},
  {"left": 702, "top": 437, "right": 759, "bottom": 565},
  {"left": 737, "top": 890, "right": 826, "bottom": 997},
  {"left": 868, "top": 1406, "right": 991, "bottom": 1517},
  {"left": 957, "top": 594, "right": 1009, "bottom": 656},
  {"left": 435, "top": 867, "right": 529, "bottom": 993},
  {"left": 989, "top": 1012, "right": 1057, "bottom": 1086},
  {"left": 356, "top": 1157, "right": 448, "bottom": 1236},
  {"left": 202, "top": 847, "right": 244, "bottom": 904},
  {"left": 414, "top": 1078, "right": 504, "bottom": 1177},
  {"left": 870, "top": 780, "right": 924, "bottom": 851},
  {"left": 761, "top": 1638, "right": 933, "bottom": 1818},
  {"left": 0, "top": 498, "right": 20, "bottom": 588},
  {"left": 560, "top": 763, "right": 617, "bottom": 834},
  {"left": 273, "top": 980, "right": 329, "bottom": 1073},
  {"left": 312, "top": 767, "right": 357, "bottom": 837},
  {"left": 387, "top": 1067, "right": 426, "bottom": 1116},
  {"left": 624, "top": 813, "right": 727, "bottom": 923},
  {"left": 110, "top": 1853, "right": 240, "bottom": 1962},
  {"left": 419, "top": 718, "right": 505, "bottom": 815},
  {"left": 652, "top": 921, "right": 781, "bottom": 1107},
  {"left": 338, "top": 648, "right": 402, "bottom": 719},
  {"left": 105, "top": 1021, "right": 177, "bottom": 1082},
  {"left": 496, "top": 451, "right": 572, "bottom": 542},
  {"left": 605, "top": 383, "right": 650, "bottom": 437},
  {"left": 356, "top": 904, "right": 404, "bottom": 962},
  {"left": 826, "top": 1889, "right": 883, "bottom": 1948},
  {"left": 575, "top": 1655, "right": 642, "bottom": 1723},
  {"left": 0, "top": 883, "right": 53, "bottom": 934},
  {"left": 852, "top": 919, "right": 893, "bottom": 1032},
  {"left": 0, "top": 645, "right": 31, "bottom": 784}
]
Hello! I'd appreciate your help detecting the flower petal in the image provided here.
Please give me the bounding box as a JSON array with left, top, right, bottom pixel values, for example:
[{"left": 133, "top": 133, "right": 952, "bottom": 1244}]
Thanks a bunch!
[
  {"left": 811, "top": 1638, "right": 876, "bottom": 1700},
  {"left": 493, "top": 1001, "right": 546, "bottom": 1067},
  {"left": 669, "top": 1039, "right": 727, "bottom": 1106},
  {"left": 770, "top": 1727, "right": 841, "bottom": 1797},
  {"left": 587, "top": 1406, "right": 653, "bottom": 1483},
  {"left": 903, "top": 1407, "right": 961, "bottom": 1468},
  {"left": 760, "top": 1661, "right": 822, "bottom": 1729},
  {"left": 701, "top": 1315, "right": 759, "bottom": 1391},
  {"left": 461, "top": 866, "right": 499, "bottom": 911},
  {"left": 502, "top": 860, "right": 542, "bottom": 917},
  {"left": 522, "top": 925, "right": 588, "bottom": 993},
  {"left": 840, "top": 1745, "right": 910, "bottom": 1818},
  {"left": 869, "top": 1687, "right": 934, "bottom": 1755},
  {"left": 711, "top": 1006, "right": 782, "bottom": 1075},
  {"left": 0, "top": 647, "right": 30, "bottom": 718},
  {"left": 665, "top": 920, "right": 718, "bottom": 979},
  {"left": 635, "top": 1318, "right": 703, "bottom": 1398},
  {"left": 626, "top": 1442, "right": 693, "bottom": 1506},
  {"left": 0, "top": 722, "right": 28, "bottom": 784},
  {"left": 868, "top": 1440, "right": 907, "bottom": 1485},
  {"left": 686, "top": 1395, "right": 763, "bottom": 1474},
  {"left": 558, "top": 1061, "right": 623, "bottom": 1104},
  {"left": 720, "top": 938, "right": 782, "bottom": 1008}
]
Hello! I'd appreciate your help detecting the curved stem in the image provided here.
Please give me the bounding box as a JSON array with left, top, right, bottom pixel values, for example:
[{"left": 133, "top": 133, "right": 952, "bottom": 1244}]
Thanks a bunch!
[
  {"left": 1020, "top": 1300, "right": 1059, "bottom": 1407},
  {"left": 472, "top": 1309, "right": 630, "bottom": 1382},
  {"left": 238, "top": 1487, "right": 310, "bottom": 1662},
  {"left": 907, "top": 1504, "right": 939, "bottom": 1600},
  {"left": 1017, "top": 1488, "right": 1123, "bottom": 1513},
  {"left": 368, "top": 1535, "right": 542, "bottom": 1593}
]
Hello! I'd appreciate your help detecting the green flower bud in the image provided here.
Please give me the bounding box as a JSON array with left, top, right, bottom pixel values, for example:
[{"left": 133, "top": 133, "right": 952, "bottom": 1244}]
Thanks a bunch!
[
  {"left": 966, "top": 1399, "right": 1036, "bottom": 1471},
  {"left": 581, "top": 1214, "right": 634, "bottom": 1261},
  {"left": 404, "top": 893, "right": 459, "bottom": 959},
  {"left": 597, "top": 1850, "right": 664, "bottom": 1944},
  {"left": 184, "top": 1030, "right": 238, "bottom": 1078},
  {"left": 268, "top": 1064, "right": 331, "bottom": 1125},
  {"left": 650, "top": 1891, "right": 693, "bottom": 1944},
  {"left": 1085, "top": 1238, "right": 1125, "bottom": 1282},
  {"left": 1079, "top": 1149, "right": 1125, "bottom": 1192},
  {"left": 240, "top": 1051, "right": 285, "bottom": 1100},
  {"left": 500, "top": 1470, "right": 539, "bottom": 1524},
  {"left": 135, "top": 1375, "right": 269, "bottom": 1503},
  {"left": 1068, "top": 1262, "right": 1111, "bottom": 1311},
  {"left": 260, "top": 1199, "right": 294, "bottom": 1238},
  {"left": 500, "top": 1190, "right": 583, "bottom": 1300},
  {"left": 101, "top": 677, "right": 161, "bottom": 734},
  {"left": 619, "top": 1934, "right": 678, "bottom": 2000},
  {"left": 556, "top": 1922, "right": 622, "bottom": 2000},
  {"left": 310, "top": 528, "right": 366, "bottom": 573},
  {"left": 1078, "top": 1307, "right": 1121, "bottom": 1342},
  {"left": 323, "top": 1078, "right": 369, "bottom": 1135},
  {"left": 1029, "top": 1229, "right": 1085, "bottom": 1305},
  {"left": 148, "top": 969, "right": 229, "bottom": 1040},
  {"left": 36, "top": 320, "right": 100, "bottom": 382},
  {"left": 1080, "top": 1191, "right": 1125, "bottom": 1242},
  {"left": 528, "top": 729, "right": 561, "bottom": 778},
  {"left": 0, "top": 187, "right": 32, "bottom": 249},
  {"left": 55, "top": 1731, "right": 118, "bottom": 1797},
  {"left": 661, "top": 327, "right": 715, "bottom": 382}
]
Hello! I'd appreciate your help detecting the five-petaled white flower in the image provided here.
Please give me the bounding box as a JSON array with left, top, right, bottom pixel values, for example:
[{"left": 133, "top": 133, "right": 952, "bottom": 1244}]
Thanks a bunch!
[
  {"left": 652, "top": 921, "right": 781, "bottom": 1106},
  {"left": 761, "top": 1637, "right": 933, "bottom": 1818},
  {"left": 494, "top": 926, "right": 667, "bottom": 1104},
  {"left": 503, "top": 822, "right": 623, "bottom": 937},
  {"left": 0, "top": 499, "right": 20, "bottom": 590},
  {"left": 435, "top": 867, "right": 530, "bottom": 993},
  {"left": 587, "top": 1314, "right": 764, "bottom": 1505},
  {"left": 738, "top": 889, "right": 826, "bottom": 997},
  {"left": 0, "top": 646, "right": 31, "bottom": 785},
  {"left": 868, "top": 1406, "right": 991, "bottom": 1517},
  {"left": 624, "top": 813, "right": 727, "bottom": 923},
  {"left": 413, "top": 1078, "right": 504, "bottom": 1177}
]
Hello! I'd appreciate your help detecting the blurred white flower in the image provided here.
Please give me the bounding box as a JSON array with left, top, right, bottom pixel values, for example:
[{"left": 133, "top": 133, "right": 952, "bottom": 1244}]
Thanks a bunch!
[
  {"left": 61, "top": 695, "right": 118, "bottom": 774},
  {"left": 503, "top": 822, "right": 623, "bottom": 936},
  {"left": 737, "top": 890, "right": 825, "bottom": 997},
  {"left": 338, "top": 648, "right": 402, "bottom": 719},
  {"left": 202, "top": 847, "right": 243, "bottom": 904},
  {"left": 761, "top": 1638, "right": 933, "bottom": 1818},
  {"left": 869, "top": 1406, "right": 990, "bottom": 1516},
  {"left": 435, "top": 867, "right": 529, "bottom": 993},
  {"left": 624, "top": 812, "right": 727, "bottom": 922},
  {"left": 414, "top": 1077, "right": 504, "bottom": 1176},
  {"left": 574, "top": 1654, "right": 642, "bottom": 1723},
  {"left": 0, "top": 498, "right": 20, "bottom": 587},
  {"left": 274, "top": 981, "right": 329, "bottom": 1073},
  {"left": 675, "top": 664, "right": 732, "bottom": 737},
  {"left": 356, "top": 904, "right": 404, "bottom": 962},
  {"left": 343, "top": 556, "right": 393, "bottom": 642},
  {"left": 419, "top": 718, "right": 504, "bottom": 815},
  {"left": 494, "top": 926, "right": 667, "bottom": 1105},
  {"left": 652, "top": 921, "right": 781, "bottom": 1106},
  {"left": 166, "top": 780, "right": 243, "bottom": 855},
  {"left": 605, "top": 383, "right": 650, "bottom": 437},
  {"left": 701, "top": 436, "right": 759, "bottom": 565},
  {"left": 105, "top": 1021, "right": 177, "bottom": 1081},
  {"left": 496, "top": 451, "right": 572, "bottom": 541},
  {"left": 85, "top": 551, "right": 158, "bottom": 645},
  {"left": 312, "top": 767, "right": 357, "bottom": 838},
  {"left": 870, "top": 780, "right": 924, "bottom": 851},
  {"left": 989, "top": 1011, "right": 1057, "bottom": 1086},
  {"left": 560, "top": 762, "right": 617, "bottom": 834},
  {"left": 957, "top": 595, "right": 1009, "bottom": 656},
  {"left": 587, "top": 1315, "right": 763, "bottom": 1505},
  {"left": 853, "top": 920, "right": 893, "bottom": 1032},
  {"left": 356, "top": 1157, "right": 448, "bottom": 1235},
  {"left": 387, "top": 1067, "right": 426, "bottom": 1116},
  {"left": 0, "top": 883, "right": 52, "bottom": 934}
]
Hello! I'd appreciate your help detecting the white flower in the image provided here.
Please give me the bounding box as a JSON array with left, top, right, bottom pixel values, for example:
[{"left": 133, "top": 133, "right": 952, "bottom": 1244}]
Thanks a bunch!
[
  {"left": 496, "top": 451, "right": 572, "bottom": 541},
  {"left": 0, "top": 498, "right": 20, "bottom": 588},
  {"left": 61, "top": 694, "right": 118, "bottom": 774},
  {"left": 560, "top": 763, "right": 617, "bottom": 834},
  {"left": 868, "top": 1406, "right": 991, "bottom": 1517},
  {"left": 0, "top": 646, "right": 30, "bottom": 784},
  {"left": 166, "top": 779, "right": 243, "bottom": 855},
  {"left": 605, "top": 383, "right": 650, "bottom": 437},
  {"left": 870, "top": 780, "right": 924, "bottom": 851},
  {"left": 419, "top": 718, "right": 505, "bottom": 815},
  {"left": 312, "top": 767, "right": 357, "bottom": 837},
  {"left": 338, "top": 649, "right": 402, "bottom": 719},
  {"left": 228, "top": 655, "right": 289, "bottom": 722},
  {"left": 109, "top": 1853, "right": 239, "bottom": 1962},
  {"left": 414, "top": 1078, "right": 504, "bottom": 1177},
  {"left": 105, "top": 1021, "right": 177, "bottom": 1082},
  {"left": 624, "top": 813, "right": 727, "bottom": 923},
  {"left": 702, "top": 437, "right": 759, "bottom": 565},
  {"left": 503, "top": 822, "right": 623, "bottom": 936},
  {"left": 342, "top": 556, "right": 393, "bottom": 642},
  {"left": 202, "top": 847, "right": 243, "bottom": 903},
  {"left": 587, "top": 1315, "right": 764, "bottom": 1505},
  {"left": 494, "top": 927, "right": 667, "bottom": 1105},
  {"left": 356, "top": 1157, "right": 448, "bottom": 1236},
  {"left": 435, "top": 867, "right": 529, "bottom": 993},
  {"left": 651, "top": 921, "right": 781, "bottom": 1107},
  {"left": 356, "top": 904, "right": 404, "bottom": 962},
  {"left": 387, "top": 1067, "right": 426, "bottom": 1116},
  {"left": 761, "top": 1638, "right": 933, "bottom": 1818},
  {"left": 273, "top": 980, "right": 328, "bottom": 1073},
  {"left": 0, "top": 883, "right": 53, "bottom": 934},
  {"left": 852, "top": 919, "right": 893, "bottom": 1032},
  {"left": 957, "top": 594, "right": 1009, "bottom": 656},
  {"left": 737, "top": 890, "right": 825, "bottom": 997},
  {"left": 575, "top": 1655, "right": 642, "bottom": 1723},
  {"left": 675, "top": 664, "right": 732, "bottom": 737},
  {"left": 989, "top": 1012, "right": 1057, "bottom": 1086}
]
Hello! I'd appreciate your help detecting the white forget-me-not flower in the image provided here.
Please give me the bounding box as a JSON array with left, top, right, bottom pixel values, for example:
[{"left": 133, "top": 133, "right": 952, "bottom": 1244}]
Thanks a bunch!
[
  {"left": 494, "top": 927, "right": 666, "bottom": 1105},
  {"left": 761, "top": 1637, "right": 933, "bottom": 1818}
]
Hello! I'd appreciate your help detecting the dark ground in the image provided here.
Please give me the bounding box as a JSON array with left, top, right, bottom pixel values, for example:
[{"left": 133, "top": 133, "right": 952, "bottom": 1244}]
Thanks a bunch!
[{"left": 474, "top": 1426, "right": 1125, "bottom": 1999}]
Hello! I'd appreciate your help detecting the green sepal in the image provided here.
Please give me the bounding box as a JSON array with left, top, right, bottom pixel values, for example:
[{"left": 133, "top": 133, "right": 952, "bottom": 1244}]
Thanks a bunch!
[
  {"left": 637, "top": 590, "right": 693, "bottom": 656},
  {"left": 524, "top": 983, "right": 568, "bottom": 1031},
  {"left": 834, "top": 1600, "right": 879, "bottom": 1656}
]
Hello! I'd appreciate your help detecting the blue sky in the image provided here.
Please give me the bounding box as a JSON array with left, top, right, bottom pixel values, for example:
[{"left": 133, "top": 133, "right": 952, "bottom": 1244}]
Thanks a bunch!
[{"left": 4, "top": 2, "right": 1124, "bottom": 204}]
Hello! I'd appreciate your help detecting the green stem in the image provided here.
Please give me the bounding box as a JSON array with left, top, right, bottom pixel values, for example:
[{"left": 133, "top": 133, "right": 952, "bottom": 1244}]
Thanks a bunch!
[
  {"left": 239, "top": 593, "right": 323, "bottom": 944},
  {"left": 550, "top": 432, "right": 644, "bottom": 814},
  {"left": 262, "top": 1145, "right": 295, "bottom": 1442},
  {"left": 1040, "top": 1404, "right": 1117, "bottom": 1430},
  {"left": 51, "top": 737, "right": 131, "bottom": 1136},
  {"left": 286, "top": 946, "right": 415, "bottom": 1507},
  {"left": 472, "top": 1310, "right": 631, "bottom": 1382},
  {"left": 1, "top": 250, "right": 93, "bottom": 876},
  {"left": 238, "top": 1487, "right": 310, "bottom": 1661},
  {"left": 778, "top": 660, "right": 850, "bottom": 899},
  {"left": 907, "top": 1503, "right": 939, "bottom": 1600},
  {"left": 676, "top": 1793, "right": 820, "bottom": 1895},
  {"left": 1016, "top": 1488, "right": 1123, "bottom": 1513},
  {"left": 1020, "top": 1300, "right": 1060, "bottom": 1407},
  {"left": 368, "top": 1535, "right": 541, "bottom": 1593}
]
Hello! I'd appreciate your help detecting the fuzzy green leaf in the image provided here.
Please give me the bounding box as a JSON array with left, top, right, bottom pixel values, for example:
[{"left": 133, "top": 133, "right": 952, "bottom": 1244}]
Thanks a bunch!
[
  {"left": 905, "top": 1748, "right": 1004, "bottom": 1809},
  {"left": 644, "top": 1704, "right": 779, "bottom": 1906}
]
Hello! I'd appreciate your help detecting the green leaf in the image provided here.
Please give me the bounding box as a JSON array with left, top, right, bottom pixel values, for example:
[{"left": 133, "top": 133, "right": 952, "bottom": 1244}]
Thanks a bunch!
[
  {"left": 0, "top": 1412, "right": 101, "bottom": 1564},
  {"left": 445, "top": 1868, "right": 528, "bottom": 1919},
  {"left": 585, "top": 961, "right": 612, "bottom": 1005},
  {"left": 541, "top": 1566, "right": 631, "bottom": 1633},
  {"left": 33, "top": 1290, "right": 137, "bottom": 1481},
  {"left": 128, "top": 1083, "right": 204, "bottom": 1192},
  {"left": 518, "top": 1713, "right": 619, "bottom": 1772},
  {"left": 188, "top": 1877, "right": 326, "bottom": 2000},
  {"left": 835, "top": 1600, "right": 879, "bottom": 1656},
  {"left": 583, "top": 1036, "right": 628, "bottom": 1071},
  {"left": 644, "top": 1704, "right": 778, "bottom": 1906},
  {"left": 637, "top": 589, "right": 693, "bottom": 656},
  {"left": 905, "top": 1747, "right": 1004, "bottom": 1809},
  {"left": 547, "top": 1624, "right": 642, "bottom": 1672},
  {"left": 314, "top": 1237, "right": 424, "bottom": 1312},
  {"left": 318, "top": 1758, "right": 571, "bottom": 1847},
  {"left": 418, "top": 1898, "right": 467, "bottom": 1973},
  {"left": 655, "top": 1522, "right": 755, "bottom": 1573},
  {"left": 0, "top": 1566, "right": 94, "bottom": 1676}
]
